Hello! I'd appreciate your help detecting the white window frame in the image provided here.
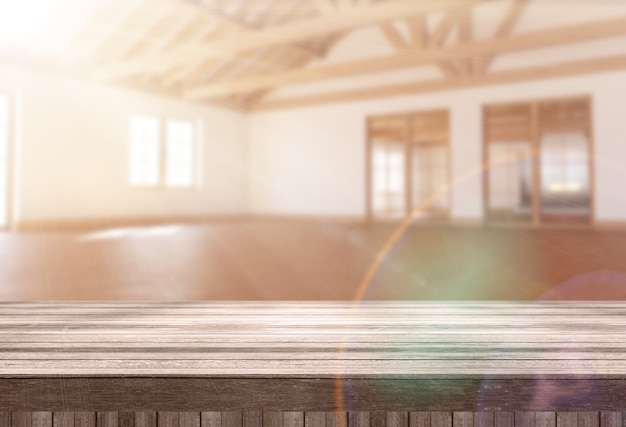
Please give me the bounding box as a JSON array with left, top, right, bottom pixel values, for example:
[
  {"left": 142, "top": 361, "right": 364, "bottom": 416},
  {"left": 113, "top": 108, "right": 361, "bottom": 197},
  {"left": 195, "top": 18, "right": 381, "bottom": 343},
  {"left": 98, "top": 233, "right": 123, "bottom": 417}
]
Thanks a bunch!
[{"left": 129, "top": 115, "right": 201, "bottom": 189}]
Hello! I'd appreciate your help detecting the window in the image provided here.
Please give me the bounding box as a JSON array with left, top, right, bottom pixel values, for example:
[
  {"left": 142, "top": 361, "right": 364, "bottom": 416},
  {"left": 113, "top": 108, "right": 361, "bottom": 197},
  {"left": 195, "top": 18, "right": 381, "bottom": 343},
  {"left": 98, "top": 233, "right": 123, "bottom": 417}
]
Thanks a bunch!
[
  {"left": 372, "top": 139, "right": 405, "bottom": 218},
  {"left": 129, "top": 115, "right": 198, "bottom": 188},
  {"left": 165, "top": 120, "right": 194, "bottom": 187},
  {"left": 367, "top": 110, "right": 450, "bottom": 221},
  {"left": 484, "top": 97, "right": 592, "bottom": 225},
  {"left": 129, "top": 115, "right": 160, "bottom": 186}
]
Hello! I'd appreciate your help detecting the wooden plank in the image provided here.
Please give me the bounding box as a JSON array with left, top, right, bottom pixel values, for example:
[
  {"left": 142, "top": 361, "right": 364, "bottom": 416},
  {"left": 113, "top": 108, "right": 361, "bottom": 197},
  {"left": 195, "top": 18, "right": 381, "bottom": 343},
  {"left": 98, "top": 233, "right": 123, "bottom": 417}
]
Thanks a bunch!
[
  {"left": 178, "top": 414, "right": 199, "bottom": 427},
  {"left": 556, "top": 413, "right": 577, "bottom": 427},
  {"left": 494, "top": 413, "right": 513, "bottom": 427},
  {"left": 97, "top": 414, "right": 116, "bottom": 427},
  {"left": 75, "top": 414, "right": 95, "bottom": 427},
  {"left": 188, "top": 15, "right": 626, "bottom": 100},
  {"left": 33, "top": 414, "right": 51, "bottom": 427},
  {"left": 430, "top": 413, "right": 451, "bottom": 427},
  {"left": 222, "top": 413, "right": 242, "bottom": 427},
  {"left": 135, "top": 413, "right": 156, "bottom": 427},
  {"left": 0, "top": 413, "right": 9, "bottom": 427},
  {"left": 386, "top": 413, "right": 407, "bottom": 427},
  {"left": 536, "top": 413, "right": 555, "bottom": 427},
  {"left": 599, "top": 413, "right": 620, "bottom": 427},
  {"left": 243, "top": 413, "right": 261, "bottom": 427},
  {"left": 408, "top": 413, "right": 428, "bottom": 427},
  {"left": 370, "top": 413, "right": 385, "bottom": 427},
  {"left": 157, "top": 413, "right": 178, "bottom": 427},
  {"left": 454, "top": 413, "right": 473, "bottom": 427},
  {"left": 348, "top": 414, "right": 368, "bottom": 427},
  {"left": 474, "top": 413, "right": 493, "bottom": 427},
  {"left": 12, "top": 414, "right": 31, "bottom": 427},
  {"left": 515, "top": 412, "right": 534, "bottom": 427},
  {"left": 305, "top": 413, "right": 325, "bottom": 427},
  {"left": 326, "top": 413, "right": 346, "bottom": 427},
  {"left": 118, "top": 413, "right": 133, "bottom": 427},
  {"left": 284, "top": 413, "right": 303, "bottom": 427},
  {"left": 577, "top": 414, "right": 598, "bottom": 427},
  {"left": 264, "top": 413, "right": 284, "bottom": 427},
  {"left": 201, "top": 414, "right": 221, "bottom": 427},
  {"left": 54, "top": 413, "right": 74, "bottom": 427}
]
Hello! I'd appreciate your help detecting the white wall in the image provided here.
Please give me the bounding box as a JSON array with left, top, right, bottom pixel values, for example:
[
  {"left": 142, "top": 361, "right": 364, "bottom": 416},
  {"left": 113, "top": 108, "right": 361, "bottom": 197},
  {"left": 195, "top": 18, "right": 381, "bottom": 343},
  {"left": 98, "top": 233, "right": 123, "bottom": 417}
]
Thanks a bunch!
[
  {"left": 248, "top": 69, "right": 626, "bottom": 223},
  {"left": 0, "top": 65, "right": 248, "bottom": 226}
]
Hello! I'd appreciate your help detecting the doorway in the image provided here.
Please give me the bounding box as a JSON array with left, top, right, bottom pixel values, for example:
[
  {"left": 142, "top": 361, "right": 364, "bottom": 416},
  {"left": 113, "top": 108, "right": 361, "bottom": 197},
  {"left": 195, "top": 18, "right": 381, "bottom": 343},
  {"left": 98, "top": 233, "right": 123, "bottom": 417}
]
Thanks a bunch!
[{"left": 484, "top": 96, "right": 593, "bottom": 226}]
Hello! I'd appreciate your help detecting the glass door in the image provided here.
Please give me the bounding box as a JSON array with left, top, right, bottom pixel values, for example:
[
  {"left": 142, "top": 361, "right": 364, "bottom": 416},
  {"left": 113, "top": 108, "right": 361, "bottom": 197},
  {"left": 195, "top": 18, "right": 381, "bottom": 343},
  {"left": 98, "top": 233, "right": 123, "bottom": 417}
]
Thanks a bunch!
[
  {"left": 538, "top": 99, "right": 592, "bottom": 224},
  {"left": 369, "top": 116, "right": 408, "bottom": 220}
]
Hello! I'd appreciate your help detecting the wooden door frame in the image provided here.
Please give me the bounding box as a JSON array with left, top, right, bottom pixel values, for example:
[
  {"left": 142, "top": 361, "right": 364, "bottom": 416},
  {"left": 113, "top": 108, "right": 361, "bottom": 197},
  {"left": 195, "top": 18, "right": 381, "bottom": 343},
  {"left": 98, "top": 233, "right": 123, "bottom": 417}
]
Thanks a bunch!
[
  {"left": 365, "top": 109, "right": 451, "bottom": 223},
  {"left": 482, "top": 94, "right": 595, "bottom": 226}
]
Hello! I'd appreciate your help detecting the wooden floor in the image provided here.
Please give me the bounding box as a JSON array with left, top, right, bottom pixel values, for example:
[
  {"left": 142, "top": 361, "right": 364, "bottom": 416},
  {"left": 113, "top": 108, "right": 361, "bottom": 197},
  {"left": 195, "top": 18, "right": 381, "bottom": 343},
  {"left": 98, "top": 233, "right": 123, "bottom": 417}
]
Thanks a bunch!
[{"left": 2, "top": 220, "right": 626, "bottom": 300}]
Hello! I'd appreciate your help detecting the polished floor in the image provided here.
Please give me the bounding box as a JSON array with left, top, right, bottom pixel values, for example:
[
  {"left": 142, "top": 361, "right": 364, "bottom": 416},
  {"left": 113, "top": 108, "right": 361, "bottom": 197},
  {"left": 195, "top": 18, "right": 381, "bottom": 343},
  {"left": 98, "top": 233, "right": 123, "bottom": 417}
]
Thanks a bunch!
[{"left": 1, "top": 219, "right": 626, "bottom": 300}]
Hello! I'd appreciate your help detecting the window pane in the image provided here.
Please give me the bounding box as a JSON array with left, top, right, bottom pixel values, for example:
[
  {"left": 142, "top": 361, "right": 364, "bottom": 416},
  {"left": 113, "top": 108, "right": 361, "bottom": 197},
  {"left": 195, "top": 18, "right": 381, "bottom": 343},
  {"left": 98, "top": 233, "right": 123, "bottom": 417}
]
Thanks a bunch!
[
  {"left": 129, "top": 115, "right": 160, "bottom": 186},
  {"left": 166, "top": 120, "right": 194, "bottom": 187}
]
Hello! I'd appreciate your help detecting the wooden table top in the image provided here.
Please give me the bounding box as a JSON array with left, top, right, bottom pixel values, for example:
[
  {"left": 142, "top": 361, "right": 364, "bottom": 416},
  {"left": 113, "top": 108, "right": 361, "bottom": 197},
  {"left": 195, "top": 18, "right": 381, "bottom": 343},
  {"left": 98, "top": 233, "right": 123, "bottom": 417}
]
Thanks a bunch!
[{"left": 0, "top": 302, "right": 624, "bottom": 377}]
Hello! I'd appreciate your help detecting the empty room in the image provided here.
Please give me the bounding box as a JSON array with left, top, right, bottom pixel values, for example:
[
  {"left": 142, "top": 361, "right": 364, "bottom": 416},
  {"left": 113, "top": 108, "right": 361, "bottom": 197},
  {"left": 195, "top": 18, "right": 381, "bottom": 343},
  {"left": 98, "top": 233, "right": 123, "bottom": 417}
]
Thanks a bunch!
[{"left": 0, "top": 0, "right": 625, "bottom": 425}]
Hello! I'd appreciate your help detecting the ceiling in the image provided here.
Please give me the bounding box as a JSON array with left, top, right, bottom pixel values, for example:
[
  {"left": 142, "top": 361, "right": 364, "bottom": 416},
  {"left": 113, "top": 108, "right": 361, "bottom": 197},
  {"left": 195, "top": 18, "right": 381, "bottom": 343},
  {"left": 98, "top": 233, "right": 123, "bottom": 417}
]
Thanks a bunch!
[{"left": 2, "top": 0, "right": 626, "bottom": 112}]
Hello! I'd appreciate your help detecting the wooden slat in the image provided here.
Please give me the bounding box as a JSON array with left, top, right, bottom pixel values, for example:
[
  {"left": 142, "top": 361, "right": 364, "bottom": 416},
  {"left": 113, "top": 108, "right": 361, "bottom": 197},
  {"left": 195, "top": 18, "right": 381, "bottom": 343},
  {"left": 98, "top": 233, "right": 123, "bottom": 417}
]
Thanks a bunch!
[
  {"left": 201, "top": 414, "right": 220, "bottom": 427},
  {"left": 556, "top": 413, "right": 576, "bottom": 427},
  {"left": 474, "top": 413, "right": 493, "bottom": 427},
  {"left": 305, "top": 413, "right": 325, "bottom": 427},
  {"left": 495, "top": 413, "right": 514, "bottom": 427},
  {"left": 54, "top": 413, "right": 74, "bottom": 427},
  {"left": 243, "top": 413, "right": 261, "bottom": 427},
  {"left": 134, "top": 413, "right": 155, "bottom": 427},
  {"left": 386, "top": 413, "right": 407, "bottom": 427},
  {"left": 577, "top": 414, "right": 598, "bottom": 427},
  {"left": 178, "top": 414, "right": 198, "bottom": 427},
  {"left": 430, "top": 413, "right": 451, "bottom": 427},
  {"left": 118, "top": 414, "right": 133, "bottom": 427},
  {"left": 349, "top": 414, "right": 368, "bottom": 427},
  {"left": 409, "top": 413, "right": 428, "bottom": 427},
  {"left": 12, "top": 414, "right": 31, "bottom": 427},
  {"left": 599, "top": 413, "right": 620, "bottom": 427},
  {"left": 97, "top": 414, "right": 116, "bottom": 427},
  {"left": 75, "top": 414, "right": 95, "bottom": 427},
  {"left": 454, "top": 413, "right": 473, "bottom": 427},
  {"left": 536, "top": 413, "right": 555, "bottom": 427},
  {"left": 222, "top": 413, "right": 242, "bottom": 427}
]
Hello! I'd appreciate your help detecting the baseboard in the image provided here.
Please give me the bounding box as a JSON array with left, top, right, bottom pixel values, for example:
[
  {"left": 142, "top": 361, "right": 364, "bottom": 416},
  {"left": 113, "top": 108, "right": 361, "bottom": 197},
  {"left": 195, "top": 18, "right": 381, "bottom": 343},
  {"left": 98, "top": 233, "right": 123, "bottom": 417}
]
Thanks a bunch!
[
  {"left": 14, "top": 214, "right": 247, "bottom": 231},
  {"left": 248, "top": 213, "right": 366, "bottom": 225}
]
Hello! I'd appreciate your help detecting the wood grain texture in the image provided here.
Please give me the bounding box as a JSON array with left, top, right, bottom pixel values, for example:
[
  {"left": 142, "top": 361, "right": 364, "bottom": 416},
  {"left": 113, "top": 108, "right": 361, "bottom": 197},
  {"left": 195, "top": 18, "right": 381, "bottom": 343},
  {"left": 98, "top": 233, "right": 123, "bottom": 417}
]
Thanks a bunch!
[
  {"left": 0, "top": 414, "right": 622, "bottom": 427},
  {"left": 1, "top": 303, "right": 626, "bottom": 376},
  {"left": 0, "top": 304, "right": 625, "bottom": 411}
]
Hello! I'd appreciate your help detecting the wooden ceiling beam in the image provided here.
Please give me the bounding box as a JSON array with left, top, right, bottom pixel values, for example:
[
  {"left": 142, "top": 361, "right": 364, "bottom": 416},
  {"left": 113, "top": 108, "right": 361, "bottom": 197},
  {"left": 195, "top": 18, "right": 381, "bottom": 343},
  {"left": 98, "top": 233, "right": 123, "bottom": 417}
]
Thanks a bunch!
[
  {"left": 184, "top": 15, "right": 626, "bottom": 100},
  {"left": 407, "top": 16, "right": 426, "bottom": 48},
  {"left": 379, "top": 22, "right": 409, "bottom": 50},
  {"left": 427, "top": 8, "right": 464, "bottom": 78},
  {"left": 157, "top": 0, "right": 323, "bottom": 87},
  {"left": 475, "top": 0, "right": 529, "bottom": 74},
  {"left": 94, "top": 0, "right": 488, "bottom": 81},
  {"left": 251, "top": 53, "right": 626, "bottom": 111},
  {"left": 457, "top": 5, "right": 473, "bottom": 76}
]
